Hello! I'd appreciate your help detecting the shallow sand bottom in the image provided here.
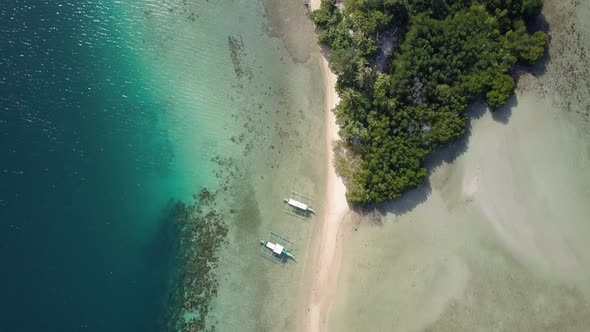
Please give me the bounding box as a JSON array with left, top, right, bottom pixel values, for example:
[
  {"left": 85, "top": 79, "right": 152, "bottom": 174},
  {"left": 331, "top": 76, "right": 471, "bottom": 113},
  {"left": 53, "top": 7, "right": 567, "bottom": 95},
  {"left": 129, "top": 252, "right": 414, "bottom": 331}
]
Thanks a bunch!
[
  {"left": 328, "top": 0, "right": 590, "bottom": 329},
  {"left": 330, "top": 92, "right": 590, "bottom": 331}
]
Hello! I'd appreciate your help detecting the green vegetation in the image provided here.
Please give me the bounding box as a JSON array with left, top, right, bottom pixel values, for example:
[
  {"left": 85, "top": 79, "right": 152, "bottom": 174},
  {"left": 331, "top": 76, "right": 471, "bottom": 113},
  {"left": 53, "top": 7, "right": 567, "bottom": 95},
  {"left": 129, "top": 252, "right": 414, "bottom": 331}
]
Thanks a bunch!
[
  {"left": 522, "top": 0, "right": 543, "bottom": 18},
  {"left": 312, "top": 0, "right": 547, "bottom": 204}
]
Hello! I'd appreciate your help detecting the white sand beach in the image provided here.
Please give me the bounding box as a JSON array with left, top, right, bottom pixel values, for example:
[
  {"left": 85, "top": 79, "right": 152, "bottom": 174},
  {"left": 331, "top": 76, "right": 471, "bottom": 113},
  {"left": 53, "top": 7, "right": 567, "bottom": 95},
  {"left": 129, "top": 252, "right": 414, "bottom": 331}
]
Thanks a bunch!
[
  {"left": 298, "top": 4, "right": 353, "bottom": 332},
  {"left": 293, "top": 3, "right": 351, "bottom": 332},
  {"left": 300, "top": 52, "right": 349, "bottom": 332},
  {"left": 309, "top": 0, "right": 321, "bottom": 11}
]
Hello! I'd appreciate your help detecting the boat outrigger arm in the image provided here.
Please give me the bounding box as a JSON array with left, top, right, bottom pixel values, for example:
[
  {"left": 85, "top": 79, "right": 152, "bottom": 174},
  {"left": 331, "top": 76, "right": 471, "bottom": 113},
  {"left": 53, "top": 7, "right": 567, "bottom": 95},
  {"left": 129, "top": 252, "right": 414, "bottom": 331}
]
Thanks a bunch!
[
  {"left": 283, "top": 198, "right": 316, "bottom": 214},
  {"left": 259, "top": 240, "right": 295, "bottom": 259}
]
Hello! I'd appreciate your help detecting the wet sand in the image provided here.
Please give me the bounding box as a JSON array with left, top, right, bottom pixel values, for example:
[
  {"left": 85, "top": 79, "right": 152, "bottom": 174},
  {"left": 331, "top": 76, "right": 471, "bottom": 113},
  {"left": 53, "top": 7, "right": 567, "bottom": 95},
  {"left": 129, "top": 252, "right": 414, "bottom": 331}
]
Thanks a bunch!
[
  {"left": 299, "top": 2, "right": 351, "bottom": 332},
  {"left": 327, "top": 0, "right": 590, "bottom": 330},
  {"left": 204, "top": 1, "right": 334, "bottom": 330},
  {"left": 300, "top": 50, "right": 349, "bottom": 332}
]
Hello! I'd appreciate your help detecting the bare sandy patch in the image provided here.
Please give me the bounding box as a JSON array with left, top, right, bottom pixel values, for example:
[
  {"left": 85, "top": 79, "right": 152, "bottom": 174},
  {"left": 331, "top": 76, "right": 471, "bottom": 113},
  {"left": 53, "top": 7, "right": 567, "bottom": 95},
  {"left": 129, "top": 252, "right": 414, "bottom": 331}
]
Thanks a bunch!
[{"left": 299, "top": 47, "right": 350, "bottom": 332}]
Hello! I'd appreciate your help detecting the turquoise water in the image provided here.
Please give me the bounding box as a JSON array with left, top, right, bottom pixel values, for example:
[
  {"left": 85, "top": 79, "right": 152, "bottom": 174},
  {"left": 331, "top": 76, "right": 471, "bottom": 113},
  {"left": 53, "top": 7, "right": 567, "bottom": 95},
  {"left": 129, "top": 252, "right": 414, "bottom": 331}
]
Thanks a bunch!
[
  {"left": 0, "top": 0, "right": 324, "bottom": 330},
  {"left": 0, "top": 0, "right": 238, "bottom": 330}
]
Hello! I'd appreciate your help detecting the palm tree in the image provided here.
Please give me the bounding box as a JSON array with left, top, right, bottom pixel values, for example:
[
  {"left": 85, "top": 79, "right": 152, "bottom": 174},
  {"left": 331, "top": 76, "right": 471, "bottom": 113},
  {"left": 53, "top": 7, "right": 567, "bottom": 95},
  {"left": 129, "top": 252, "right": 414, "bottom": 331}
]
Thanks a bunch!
[{"left": 355, "top": 58, "right": 373, "bottom": 89}]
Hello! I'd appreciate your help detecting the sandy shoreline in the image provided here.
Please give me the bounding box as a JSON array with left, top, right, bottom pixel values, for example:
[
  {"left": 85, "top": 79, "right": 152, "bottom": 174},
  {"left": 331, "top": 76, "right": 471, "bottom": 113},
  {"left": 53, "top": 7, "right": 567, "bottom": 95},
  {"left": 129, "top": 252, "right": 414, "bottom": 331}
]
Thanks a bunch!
[
  {"left": 300, "top": 1, "right": 350, "bottom": 330},
  {"left": 308, "top": 0, "right": 321, "bottom": 11},
  {"left": 302, "top": 56, "right": 348, "bottom": 332}
]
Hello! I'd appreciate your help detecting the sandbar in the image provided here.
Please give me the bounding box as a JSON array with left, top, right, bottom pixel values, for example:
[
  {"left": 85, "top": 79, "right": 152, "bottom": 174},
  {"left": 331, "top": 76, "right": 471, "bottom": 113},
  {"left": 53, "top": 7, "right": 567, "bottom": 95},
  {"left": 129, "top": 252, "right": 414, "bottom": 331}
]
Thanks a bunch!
[{"left": 300, "top": 2, "right": 350, "bottom": 330}]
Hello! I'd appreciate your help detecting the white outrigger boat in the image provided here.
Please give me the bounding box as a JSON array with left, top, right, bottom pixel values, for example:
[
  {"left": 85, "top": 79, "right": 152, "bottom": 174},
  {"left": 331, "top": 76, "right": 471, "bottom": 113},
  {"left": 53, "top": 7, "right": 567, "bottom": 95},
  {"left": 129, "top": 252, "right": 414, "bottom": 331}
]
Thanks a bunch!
[
  {"left": 284, "top": 198, "right": 316, "bottom": 214},
  {"left": 282, "top": 191, "right": 315, "bottom": 219},
  {"left": 259, "top": 239, "right": 295, "bottom": 260},
  {"left": 259, "top": 231, "right": 295, "bottom": 264}
]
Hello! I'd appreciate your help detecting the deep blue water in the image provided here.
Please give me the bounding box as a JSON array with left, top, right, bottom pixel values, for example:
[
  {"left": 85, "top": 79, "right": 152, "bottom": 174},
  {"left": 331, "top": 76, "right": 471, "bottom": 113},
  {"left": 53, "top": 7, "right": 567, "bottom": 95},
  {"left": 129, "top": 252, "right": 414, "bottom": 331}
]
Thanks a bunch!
[{"left": 0, "top": 1, "right": 184, "bottom": 330}]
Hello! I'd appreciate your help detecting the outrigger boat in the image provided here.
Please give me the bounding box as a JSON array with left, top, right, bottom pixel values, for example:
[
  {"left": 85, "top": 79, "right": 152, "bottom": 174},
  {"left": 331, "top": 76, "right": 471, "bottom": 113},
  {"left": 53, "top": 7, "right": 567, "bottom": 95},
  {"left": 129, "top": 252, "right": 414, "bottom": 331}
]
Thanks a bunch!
[
  {"left": 283, "top": 198, "right": 316, "bottom": 214},
  {"left": 259, "top": 239, "right": 295, "bottom": 260}
]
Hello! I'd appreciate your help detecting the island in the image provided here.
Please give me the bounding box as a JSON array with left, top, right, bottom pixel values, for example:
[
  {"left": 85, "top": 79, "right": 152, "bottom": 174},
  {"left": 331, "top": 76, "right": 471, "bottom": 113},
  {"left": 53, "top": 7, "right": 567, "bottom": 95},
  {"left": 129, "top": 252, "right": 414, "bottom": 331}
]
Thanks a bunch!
[{"left": 311, "top": 0, "right": 547, "bottom": 204}]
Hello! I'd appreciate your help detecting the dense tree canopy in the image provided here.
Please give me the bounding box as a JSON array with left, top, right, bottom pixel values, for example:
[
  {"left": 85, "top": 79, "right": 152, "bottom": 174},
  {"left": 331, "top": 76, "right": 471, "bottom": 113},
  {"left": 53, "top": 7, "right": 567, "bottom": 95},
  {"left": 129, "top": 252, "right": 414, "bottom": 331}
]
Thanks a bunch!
[{"left": 312, "top": 0, "right": 547, "bottom": 204}]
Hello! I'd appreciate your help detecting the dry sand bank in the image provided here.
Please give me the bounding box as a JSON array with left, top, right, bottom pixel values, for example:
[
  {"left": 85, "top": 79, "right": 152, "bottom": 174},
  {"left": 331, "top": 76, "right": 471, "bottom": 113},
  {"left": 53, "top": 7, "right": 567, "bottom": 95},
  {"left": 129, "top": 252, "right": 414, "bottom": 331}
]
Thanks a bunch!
[
  {"left": 327, "top": 0, "right": 590, "bottom": 330},
  {"left": 309, "top": 0, "right": 321, "bottom": 11},
  {"left": 300, "top": 55, "right": 349, "bottom": 332},
  {"left": 300, "top": 2, "right": 351, "bottom": 332}
]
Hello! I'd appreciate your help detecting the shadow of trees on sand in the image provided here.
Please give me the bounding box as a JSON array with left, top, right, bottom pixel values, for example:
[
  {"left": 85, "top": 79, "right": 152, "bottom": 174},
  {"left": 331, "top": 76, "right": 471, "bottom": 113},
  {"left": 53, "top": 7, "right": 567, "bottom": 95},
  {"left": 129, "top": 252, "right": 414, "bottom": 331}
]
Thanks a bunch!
[{"left": 349, "top": 98, "right": 520, "bottom": 224}]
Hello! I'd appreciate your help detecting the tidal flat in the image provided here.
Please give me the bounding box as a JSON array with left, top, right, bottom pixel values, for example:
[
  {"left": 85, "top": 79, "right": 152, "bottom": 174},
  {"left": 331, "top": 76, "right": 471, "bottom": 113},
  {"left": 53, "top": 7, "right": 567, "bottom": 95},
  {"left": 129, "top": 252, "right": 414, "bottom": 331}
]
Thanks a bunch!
[{"left": 329, "top": 0, "right": 590, "bottom": 330}]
